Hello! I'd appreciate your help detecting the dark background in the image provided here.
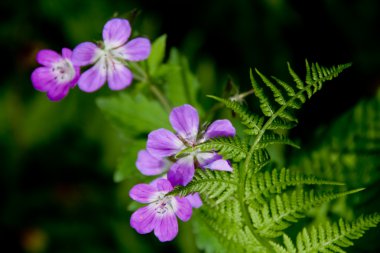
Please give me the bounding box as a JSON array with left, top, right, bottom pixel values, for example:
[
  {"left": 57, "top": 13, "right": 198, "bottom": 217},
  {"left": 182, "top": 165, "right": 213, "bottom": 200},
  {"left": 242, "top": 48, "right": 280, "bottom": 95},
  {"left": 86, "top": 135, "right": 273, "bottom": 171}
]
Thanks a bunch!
[{"left": 1, "top": 0, "right": 379, "bottom": 252}]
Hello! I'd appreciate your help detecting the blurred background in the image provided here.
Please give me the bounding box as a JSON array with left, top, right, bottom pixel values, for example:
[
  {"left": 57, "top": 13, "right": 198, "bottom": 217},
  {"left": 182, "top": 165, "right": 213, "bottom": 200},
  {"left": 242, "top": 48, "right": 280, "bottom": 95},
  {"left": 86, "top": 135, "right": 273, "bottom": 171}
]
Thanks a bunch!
[{"left": 1, "top": 0, "right": 379, "bottom": 252}]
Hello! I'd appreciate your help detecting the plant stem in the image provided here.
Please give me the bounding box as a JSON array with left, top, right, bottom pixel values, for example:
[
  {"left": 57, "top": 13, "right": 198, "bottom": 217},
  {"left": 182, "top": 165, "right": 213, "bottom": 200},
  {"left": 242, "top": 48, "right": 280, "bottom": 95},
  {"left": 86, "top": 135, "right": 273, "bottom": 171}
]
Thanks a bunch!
[
  {"left": 129, "top": 61, "right": 172, "bottom": 113},
  {"left": 150, "top": 84, "right": 171, "bottom": 113}
]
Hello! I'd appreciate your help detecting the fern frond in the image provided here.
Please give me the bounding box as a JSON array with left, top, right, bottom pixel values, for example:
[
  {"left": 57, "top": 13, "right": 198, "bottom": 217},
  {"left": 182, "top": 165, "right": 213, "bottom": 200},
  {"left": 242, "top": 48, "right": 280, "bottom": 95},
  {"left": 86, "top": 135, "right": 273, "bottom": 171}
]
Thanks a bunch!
[
  {"left": 279, "top": 213, "right": 380, "bottom": 253},
  {"left": 305, "top": 60, "right": 352, "bottom": 95},
  {"left": 169, "top": 169, "right": 237, "bottom": 204},
  {"left": 250, "top": 148, "right": 271, "bottom": 173},
  {"left": 266, "top": 118, "right": 297, "bottom": 130},
  {"left": 256, "top": 130, "right": 300, "bottom": 149},
  {"left": 198, "top": 208, "right": 262, "bottom": 253},
  {"left": 245, "top": 168, "right": 344, "bottom": 203},
  {"left": 249, "top": 188, "right": 364, "bottom": 238},
  {"left": 208, "top": 95, "right": 265, "bottom": 134},
  {"left": 250, "top": 69, "right": 276, "bottom": 117},
  {"left": 176, "top": 136, "right": 248, "bottom": 162},
  {"left": 250, "top": 61, "right": 350, "bottom": 132},
  {"left": 270, "top": 233, "right": 296, "bottom": 253}
]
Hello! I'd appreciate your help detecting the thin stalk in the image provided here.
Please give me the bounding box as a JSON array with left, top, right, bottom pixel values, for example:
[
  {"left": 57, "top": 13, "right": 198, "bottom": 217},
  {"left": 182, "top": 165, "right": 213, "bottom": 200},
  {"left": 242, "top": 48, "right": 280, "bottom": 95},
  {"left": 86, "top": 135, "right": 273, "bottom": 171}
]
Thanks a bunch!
[
  {"left": 150, "top": 84, "right": 171, "bottom": 113},
  {"left": 129, "top": 61, "right": 171, "bottom": 113}
]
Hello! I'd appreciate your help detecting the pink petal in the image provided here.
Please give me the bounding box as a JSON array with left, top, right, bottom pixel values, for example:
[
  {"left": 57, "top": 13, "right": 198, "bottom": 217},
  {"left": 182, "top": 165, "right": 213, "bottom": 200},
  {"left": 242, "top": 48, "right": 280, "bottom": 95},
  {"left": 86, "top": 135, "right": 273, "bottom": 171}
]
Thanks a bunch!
[
  {"left": 149, "top": 175, "right": 168, "bottom": 188},
  {"left": 196, "top": 152, "right": 222, "bottom": 167},
  {"left": 47, "top": 84, "right": 70, "bottom": 101},
  {"left": 204, "top": 159, "right": 233, "bottom": 172},
  {"left": 112, "top": 38, "right": 151, "bottom": 61},
  {"left": 204, "top": 119, "right": 236, "bottom": 139},
  {"left": 147, "top": 129, "right": 185, "bottom": 158},
  {"left": 130, "top": 206, "right": 157, "bottom": 234},
  {"left": 154, "top": 213, "right": 178, "bottom": 242},
  {"left": 71, "top": 42, "right": 100, "bottom": 66},
  {"left": 174, "top": 197, "right": 192, "bottom": 221},
  {"left": 77, "top": 58, "right": 107, "bottom": 92},
  {"left": 36, "top": 49, "right": 62, "bottom": 66},
  {"left": 129, "top": 184, "right": 157, "bottom": 203},
  {"left": 169, "top": 104, "right": 199, "bottom": 143},
  {"left": 154, "top": 179, "right": 173, "bottom": 192},
  {"left": 106, "top": 59, "right": 132, "bottom": 90},
  {"left": 66, "top": 66, "right": 80, "bottom": 88},
  {"left": 136, "top": 150, "right": 167, "bottom": 176},
  {"left": 186, "top": 193, "right": 202, "bottom": 208},
  {"left": 167, "top": 157, "right": 195, "bottom": 186},
  {"left": 31, "top": 67, "right": 56, "bottom": 92},
  {"left": 102, "top": 18, "right": 131, "bottom": 49},
  {"left": 61, "top": 48, "right": 73, "bottom": 59}
]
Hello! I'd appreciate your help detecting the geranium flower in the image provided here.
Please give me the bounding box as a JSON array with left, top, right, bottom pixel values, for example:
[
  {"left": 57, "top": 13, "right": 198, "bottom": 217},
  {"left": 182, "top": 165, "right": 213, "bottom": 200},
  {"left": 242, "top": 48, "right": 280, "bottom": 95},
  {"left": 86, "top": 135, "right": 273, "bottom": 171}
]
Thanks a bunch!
[
  {"left": 31, "top": 48, "right": 80, "bottom": 101},
  {"left": 129, "top": 179, "right": 192, "bottom": 242},
  {"left": 140, "top": 167, "right": 204, "bottom": 208},
  {"left": 147, "top": 104, "right": 235, "bottom": 186},
  {"left": 72, "top": 18, "right": 151, "bottom": 92}
]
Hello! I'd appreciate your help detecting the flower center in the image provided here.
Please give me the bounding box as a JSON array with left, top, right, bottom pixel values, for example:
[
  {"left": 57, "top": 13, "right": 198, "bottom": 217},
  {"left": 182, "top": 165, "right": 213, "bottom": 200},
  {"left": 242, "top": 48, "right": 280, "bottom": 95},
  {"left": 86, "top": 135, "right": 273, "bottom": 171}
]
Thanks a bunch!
[
  {"left": 153, "top": 194, "right": 174, "bottom": 215},
  {"left": 51, "top": 60, "right": 76, "bottom": 84}
]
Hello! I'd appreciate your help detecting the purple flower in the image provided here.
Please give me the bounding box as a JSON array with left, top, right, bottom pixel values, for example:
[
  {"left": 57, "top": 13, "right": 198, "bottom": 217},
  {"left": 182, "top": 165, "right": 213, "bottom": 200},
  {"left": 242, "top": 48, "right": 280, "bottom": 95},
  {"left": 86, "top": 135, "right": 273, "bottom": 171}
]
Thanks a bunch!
[
  {"left": 31, "top": 48, "right": 80, "bottom": 101},
  {"left": 146, "top": 104, "right": 236, "bottom": 186},
  {"left": 129, "top": 179, "right": 192, "bottom": 242},
  {"left": 136, "top": 150, "right": 170, "bottom": 176},
  {"left": 72, "top": 18, "right": 151, "bottom": 92}
]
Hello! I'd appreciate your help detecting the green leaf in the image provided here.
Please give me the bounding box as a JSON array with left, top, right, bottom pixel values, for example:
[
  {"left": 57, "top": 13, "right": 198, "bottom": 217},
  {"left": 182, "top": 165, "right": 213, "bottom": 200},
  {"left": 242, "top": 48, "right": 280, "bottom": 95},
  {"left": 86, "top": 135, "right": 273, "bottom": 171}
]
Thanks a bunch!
[
  {"left": 96, "top": 93, "right": 170, "bottom": 137},
  {"left": 113, "top": 139, "right": 146, "bottom": 182},
  {"left": 165, "top": 48, "right": 201, "bottom": 110},
  {"left": 148, "top": 34, "right": 167, "bottom": 75}
]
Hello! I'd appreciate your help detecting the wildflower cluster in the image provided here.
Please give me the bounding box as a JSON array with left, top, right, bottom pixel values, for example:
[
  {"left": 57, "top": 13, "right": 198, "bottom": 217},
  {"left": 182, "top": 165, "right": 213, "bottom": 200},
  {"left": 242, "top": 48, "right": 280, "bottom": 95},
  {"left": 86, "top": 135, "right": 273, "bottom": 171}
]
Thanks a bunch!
[
  {"left": 31, "top": 18, "right": 151, "bottom": 101},
  {"left": 31, "top": 17, "right": 237, "bottom": 242},
  {"left": 130, "top": 104, "right": 235, "bottom": 241}
]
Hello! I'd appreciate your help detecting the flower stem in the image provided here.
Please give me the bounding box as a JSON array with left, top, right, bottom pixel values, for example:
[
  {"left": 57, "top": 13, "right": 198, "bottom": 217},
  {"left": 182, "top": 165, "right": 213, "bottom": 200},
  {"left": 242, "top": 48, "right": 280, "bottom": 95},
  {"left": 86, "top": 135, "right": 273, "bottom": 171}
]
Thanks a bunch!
[
  {"left": 129, "top": 61, "right": 172, "bottom": 113},
  {"left": 150, "top": 84, "right": 171, "bottom": 113}
]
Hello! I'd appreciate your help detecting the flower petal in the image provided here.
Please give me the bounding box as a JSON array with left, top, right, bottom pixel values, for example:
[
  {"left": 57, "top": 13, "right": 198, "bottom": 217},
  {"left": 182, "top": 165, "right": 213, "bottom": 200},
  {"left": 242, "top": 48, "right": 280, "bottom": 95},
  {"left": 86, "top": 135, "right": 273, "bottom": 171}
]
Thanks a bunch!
[
  {"left": 136, "top": 150, "right": 167, "bottom": 176},
  {"left": 169, "top": 104, "right": 199, "bottom": 143},
  {"left": 204, "top": 159, "right": 233, "bottom": 172},
  {"left": 77, "top": 58, "right": 107, "bottom": 92},
  {"left": 174, "top": 197, "right": 192, "bottom": 221},
  {"left": 130, "top": 206, "right": 157, "bottom": 234},
  {"left": 147, "top": 129, "right": 185, "bottom": 158},
  {"left": 129, "top": 183, "right": 157, "bottom": 203},
  {"left": 204, "top": 119, "right": 236, "bottom": 140},
  {"left": 61, "top": 48, "right": 72, "bottom": 59},
  {"left": 47, "top": 84, "right": 70, "bottom": 101},
  {"left": 186, "top": 193, "right": 202, "bottom": 208},
  {"left": 113, "top": 38, "right": 151, "bottom": 61},
  {"left": 72, "top": 42, "right": 100, "bottom": 66},
  {"left": 31, "top": 67, "right": 56, "bottom": 92},
  {"left": 154, "top": 213, "right": 178, "bottom": 242},
  {"left": 66, "top": 66, "right": 80, "bottom": 88},
  {"left": 196, "top": 152, "right": 222, "bottom": 167},
  {"left": 36, "top": 49, "right": 61, "bottom": 66},
  {"left": 154, "top": 179, "right": 174, "bottom": 192},
  {"left": 106, "top": 59, "right": 132, "bottom": 90},
  {"left": 149, "top": 175, "right": 168, "bottom": 188},
  {"left": 102, "top": 18, "right": 131, "bottom": 49},
  {"left": 168, "top": 157, "right": 195, "bottom": 186}
]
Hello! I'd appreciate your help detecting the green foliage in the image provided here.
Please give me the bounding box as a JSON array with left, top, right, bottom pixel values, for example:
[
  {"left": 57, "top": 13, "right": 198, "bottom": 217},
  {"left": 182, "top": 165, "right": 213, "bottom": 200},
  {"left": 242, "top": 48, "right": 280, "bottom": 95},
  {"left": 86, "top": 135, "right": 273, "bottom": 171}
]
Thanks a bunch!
[
  {"left": 96, "top": 93, "right": 170, "bottom": 137},
  {"left": 168, "top": 61, "right": 379, "bottom": 252},
  {"left": 98, "top": 34, "right": 378, "bottom": 251},
  {"left": 271, "top": 214, "right": 380, "bottom": 253}
]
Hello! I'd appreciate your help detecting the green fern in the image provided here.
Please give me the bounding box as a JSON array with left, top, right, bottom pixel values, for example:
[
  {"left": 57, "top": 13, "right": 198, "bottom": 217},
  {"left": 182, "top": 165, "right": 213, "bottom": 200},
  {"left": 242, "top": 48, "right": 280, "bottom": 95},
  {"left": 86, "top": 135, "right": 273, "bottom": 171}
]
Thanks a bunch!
[
  {"left": 249, "top": 188, "right": 364, "bottom": 238},
  {"left": 176, "top": 136, "right": 248, "bottom": 162},
  {"left": 271, "top": 214, "right": 380, "bottom": 253},
  {"left": 169, "top": 169, "right": 238, "bottom": 204},
  {"left": 166, "top": 61, "right": 379, "bottom": 253},
  {"left": 207, "top": 95, "right": 265, "bottom": 134},
  {"left": 245, "top": 168, "right": 344, "bottom": 203}
]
